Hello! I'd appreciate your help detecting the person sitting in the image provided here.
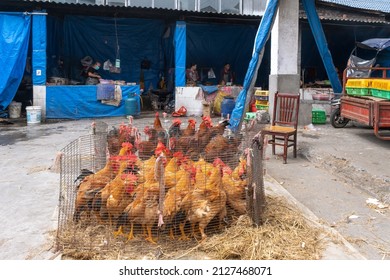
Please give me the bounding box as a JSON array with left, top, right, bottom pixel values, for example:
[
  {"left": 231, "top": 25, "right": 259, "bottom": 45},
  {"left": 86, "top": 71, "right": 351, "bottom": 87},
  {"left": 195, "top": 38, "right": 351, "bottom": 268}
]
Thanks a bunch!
[
  {"left": 84, "top": 61, "right": 102, "bottom": 85},
  {"left": 50, "top": 57, "right": 66, "bottom": 78},
  {"left": 220, "top": 63, "right": 234, "bottom": 85},
  {"left": 186, "top": 63, "right": 199, "bottom": 85}
]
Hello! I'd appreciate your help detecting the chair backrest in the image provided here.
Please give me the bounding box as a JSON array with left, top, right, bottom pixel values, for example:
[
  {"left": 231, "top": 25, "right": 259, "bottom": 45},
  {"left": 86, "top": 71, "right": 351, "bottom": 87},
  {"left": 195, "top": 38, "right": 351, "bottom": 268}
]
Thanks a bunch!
[{"left": 272, "top": 92, "right": 300, "bottom": 129}]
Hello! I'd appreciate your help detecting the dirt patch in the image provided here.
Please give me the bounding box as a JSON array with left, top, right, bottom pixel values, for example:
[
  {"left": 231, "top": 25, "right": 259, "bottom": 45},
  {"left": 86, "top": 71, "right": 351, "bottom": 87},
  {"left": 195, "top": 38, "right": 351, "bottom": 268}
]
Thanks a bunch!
[{"left": 300, "top": 143, "right": 390, "bottom": 204}]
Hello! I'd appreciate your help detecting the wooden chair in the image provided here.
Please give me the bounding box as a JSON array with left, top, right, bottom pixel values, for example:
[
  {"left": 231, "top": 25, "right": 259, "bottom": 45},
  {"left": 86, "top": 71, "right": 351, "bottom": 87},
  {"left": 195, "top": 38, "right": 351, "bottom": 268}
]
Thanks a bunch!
[{"left": 261, "top": 92, "right": 300, "bottom": 164}]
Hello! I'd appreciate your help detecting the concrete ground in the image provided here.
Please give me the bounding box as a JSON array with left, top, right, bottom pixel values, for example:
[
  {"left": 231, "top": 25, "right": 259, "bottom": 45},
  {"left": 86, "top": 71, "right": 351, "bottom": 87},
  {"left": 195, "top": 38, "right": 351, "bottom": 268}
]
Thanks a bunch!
[
  {"left": 265, "top": 121, "right": 390, "bottom": 260},
  {"left": 0, "top": 112, "right": 388, "bottom": 260}
]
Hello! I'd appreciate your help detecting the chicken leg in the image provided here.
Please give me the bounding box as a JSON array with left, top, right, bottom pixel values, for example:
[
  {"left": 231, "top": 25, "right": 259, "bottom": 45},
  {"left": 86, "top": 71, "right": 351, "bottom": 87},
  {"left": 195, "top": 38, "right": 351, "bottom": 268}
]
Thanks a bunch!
[{"left": 145, "top": 225, "right": 157, "bottom": 244}]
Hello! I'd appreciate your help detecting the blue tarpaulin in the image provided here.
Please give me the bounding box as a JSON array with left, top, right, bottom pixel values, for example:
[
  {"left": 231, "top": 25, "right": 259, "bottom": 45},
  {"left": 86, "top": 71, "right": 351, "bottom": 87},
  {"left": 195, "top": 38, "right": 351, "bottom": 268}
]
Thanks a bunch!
[
  {"left": 32, "top": 12, "right": 46, "bottom": 85},
  {"left": 174, "top": 21, "right": 186, "bottom": 87},
  {"left": 0, "top": 12, "right": 31, "bottom": 110},
  {"left": 186, "top": 22, "right": 258, "bottom": 85},
  {"left": 302, "top": 0, "right": 342, "bottom": 94},
  {"left": 63, "top": 16, "right": 165, "bottom": 91},
  {"left": 46, "top": 85, "right": 140, "bottom": 119},
  {"left": 229, "top": 0, "right": 279, "bottom": 132}
]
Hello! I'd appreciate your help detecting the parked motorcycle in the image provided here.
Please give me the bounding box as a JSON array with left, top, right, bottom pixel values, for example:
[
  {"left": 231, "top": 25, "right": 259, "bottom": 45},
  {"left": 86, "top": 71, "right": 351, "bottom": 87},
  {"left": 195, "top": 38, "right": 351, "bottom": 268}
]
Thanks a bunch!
[{"left": 330, "top": 97, "right": 350, "bottom": 128}]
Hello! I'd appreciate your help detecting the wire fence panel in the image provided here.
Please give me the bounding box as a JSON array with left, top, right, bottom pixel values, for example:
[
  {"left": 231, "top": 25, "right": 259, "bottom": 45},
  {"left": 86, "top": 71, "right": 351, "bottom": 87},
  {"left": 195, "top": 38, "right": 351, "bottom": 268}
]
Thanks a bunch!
[{"left": 56, "top": 119, "right": 266, "bottom": 259}]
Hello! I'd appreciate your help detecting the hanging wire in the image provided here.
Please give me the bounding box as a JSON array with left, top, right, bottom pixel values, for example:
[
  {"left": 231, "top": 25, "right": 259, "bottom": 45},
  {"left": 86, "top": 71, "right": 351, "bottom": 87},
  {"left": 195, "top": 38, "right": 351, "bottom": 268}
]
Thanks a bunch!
[{"left": 114, "top": 15, "right": 120, "bottom": 61}]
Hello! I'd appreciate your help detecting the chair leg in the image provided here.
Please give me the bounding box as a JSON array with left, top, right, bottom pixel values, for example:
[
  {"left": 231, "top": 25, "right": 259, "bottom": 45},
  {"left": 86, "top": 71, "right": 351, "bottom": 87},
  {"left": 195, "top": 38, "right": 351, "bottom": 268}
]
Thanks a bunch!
[
  {"left": 293, "top": 134, "right": 297, "bottom": 158},
  {"left": 272, "top": 135, "right": 276, "bottom": 155},
  {"left": 283, "top": 136, "right": 288, "bottom": 164}
]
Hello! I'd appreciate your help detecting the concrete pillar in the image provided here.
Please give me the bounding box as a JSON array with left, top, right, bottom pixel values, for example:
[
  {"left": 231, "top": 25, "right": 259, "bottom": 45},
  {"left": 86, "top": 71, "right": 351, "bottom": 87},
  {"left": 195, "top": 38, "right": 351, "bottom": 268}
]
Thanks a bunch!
[{"left": 269, "top": 0, "right": 308, "bottom": 126}]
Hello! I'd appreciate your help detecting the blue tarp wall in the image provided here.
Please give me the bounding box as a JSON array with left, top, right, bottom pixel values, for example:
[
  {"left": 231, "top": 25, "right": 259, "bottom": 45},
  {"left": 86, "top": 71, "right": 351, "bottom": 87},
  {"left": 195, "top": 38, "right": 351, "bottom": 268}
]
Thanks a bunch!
[
  {"left": 47, "top": 16, "right": 270, "bottom": 90},
  {"left": 186, "top": 21, "right": 269, "bottom": 87},
  {"left": 48, "top": 16, "right": 168, "bottom": 91},
  {"left": 0, "top": 12, "right": 31, "bottom": 111},
  {"left": 46, "top": 85, "right": 140, "bottom": 119}
]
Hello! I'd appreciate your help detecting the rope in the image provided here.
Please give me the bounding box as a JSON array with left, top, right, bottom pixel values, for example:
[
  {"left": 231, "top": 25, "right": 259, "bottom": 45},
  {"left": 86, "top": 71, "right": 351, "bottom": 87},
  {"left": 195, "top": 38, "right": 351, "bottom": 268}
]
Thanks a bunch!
[{"left": 114, "top": 16, "right": 120, "bottom": 61}]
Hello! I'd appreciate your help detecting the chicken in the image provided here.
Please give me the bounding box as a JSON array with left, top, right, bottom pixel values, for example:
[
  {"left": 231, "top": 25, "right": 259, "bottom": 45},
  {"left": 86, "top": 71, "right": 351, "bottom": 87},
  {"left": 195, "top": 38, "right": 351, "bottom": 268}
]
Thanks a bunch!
[
  {"left": 174, "top": 119, "right": 196, "bottom": 153},
  {"left": 106, "top": 170, "right": 138, "bottom": 227},
  {"left": 141, "top": 186, "right": 161, "bottom": 243},
  {"left": 153, "top": 112, "right": 163, "bottom": 131},
  {"left": 155, "top": 140, "right": 170, "bottom": 157},
  {"left": 73, "top": 156, "right": 123, "bottom": 222},
  {"left": 137, "top": 155, "right": 156, "bottom": 184},
  {"left": 137, "top": 126, "right": 158, "bottom": 160},
  {"left": 209, "top": 119, "right": 230, "bottom": 139},
  {"left": 116, "top": 182, "right": 160, "bottom": 243},
  {"left": 216, "top": 158, "right": 247, "bottom": 215},
  {"left": 163, "top": 163, "right": 195, "bottom": 240},
  {"left": 204, "top": 134, "right": 243, "bottom": 164},
  {"left": 231, "top": 156, "right": 247, "bottom": 180},
  {"left": 180, "top": 163, "right": 227, "bottom": 240},
  {"left": 168, "top": 119, "right": 182, "bottom": 151},
  {"left": 182, "top": 119, "right": 197, "bottom": 137},
  {"left": 164, "top": 152, "right": 188, "bottom": 188},
  {"left": 91, "top": 155, "right": 138, "bottom": 225},
  {"left": 107, "top": 119, "right": 139, "bottom": 156},
  {"left": 186, "top": 116, "right": 213, "bottom": 160}
]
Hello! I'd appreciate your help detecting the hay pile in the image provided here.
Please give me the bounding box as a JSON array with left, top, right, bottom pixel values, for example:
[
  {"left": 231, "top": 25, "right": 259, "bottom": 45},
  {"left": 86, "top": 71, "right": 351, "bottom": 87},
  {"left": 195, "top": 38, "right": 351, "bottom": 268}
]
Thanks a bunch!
[
  {"left": 58, "top": 195, "right": 325, "bottom": 260},
  {"left": 199, "top": 196, "right": 324, "bottom": 260}
]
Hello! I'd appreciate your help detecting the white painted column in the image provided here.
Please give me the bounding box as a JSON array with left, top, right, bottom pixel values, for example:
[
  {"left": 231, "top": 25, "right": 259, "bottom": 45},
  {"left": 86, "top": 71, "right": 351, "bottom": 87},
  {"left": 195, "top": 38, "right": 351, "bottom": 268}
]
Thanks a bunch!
[
  {"left": 268, "top": 0, "right": 306, "bottom": 124},
  {"left": 33, "top": 85, "right": 46, "bottom": 120}
]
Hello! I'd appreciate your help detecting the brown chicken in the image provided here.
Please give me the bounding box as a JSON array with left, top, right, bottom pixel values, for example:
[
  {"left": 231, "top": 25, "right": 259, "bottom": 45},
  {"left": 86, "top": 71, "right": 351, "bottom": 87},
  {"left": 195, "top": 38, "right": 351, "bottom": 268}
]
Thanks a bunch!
[
  {"left": 73, "top": 155, "right": 127, "bottom": 222},
  {"left": 106, "top": 171, "right": 138, "bottom": 228},
  {"left": 174, "top": 119, "right": 197, "bottom": 153},
  {"left": 216, "top": 158, "right": 247, "bottom": 215},
  {"left": 180, "top": 163, "right": 227, "bottom": 240},
  {"left": 137, "top": 126, "right": 158, "bottom": 160},
  {"left": 116, "top": 182, "right": 160, "bottom": 243},
  {"left": 163, "top": 162, "right": 195, "bottom": 240},
  {"left": 92, "top": 155, "right": 138, "bottom": 225},
  {"left": 208, "top": 119, "right": 230, "bottom": 139},
  {"left": 186, "top": 116, "right": 213, "bottom": 160},
  {"left": 107, "top": 121, "right": 139, "bottom": 156},
  {"left": 204, "top": 134, "right": 243, "bottom": 164}
]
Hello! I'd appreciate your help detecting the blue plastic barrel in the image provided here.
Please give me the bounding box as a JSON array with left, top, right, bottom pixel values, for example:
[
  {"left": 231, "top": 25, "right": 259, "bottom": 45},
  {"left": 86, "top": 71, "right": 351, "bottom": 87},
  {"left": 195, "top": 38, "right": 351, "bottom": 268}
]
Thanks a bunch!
[
  {"left": 221, "top": 96, "right": 235, "bottom": 118},
  {"left": 125, "top": 93, "right": 140, "bottom": 117}
]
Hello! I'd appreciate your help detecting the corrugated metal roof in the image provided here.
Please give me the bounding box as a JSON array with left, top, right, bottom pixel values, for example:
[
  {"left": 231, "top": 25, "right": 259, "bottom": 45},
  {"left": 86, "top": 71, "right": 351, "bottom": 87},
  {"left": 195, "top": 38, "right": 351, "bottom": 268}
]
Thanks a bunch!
[
  {"left": 3, "top": 0, "right": 389, "bottom": 25},
  {"left": 319, "top": 0, "right": 390, "bottom": 13},
  {"left": 300, "top": 4, "right": 390, "bottom": 25}
]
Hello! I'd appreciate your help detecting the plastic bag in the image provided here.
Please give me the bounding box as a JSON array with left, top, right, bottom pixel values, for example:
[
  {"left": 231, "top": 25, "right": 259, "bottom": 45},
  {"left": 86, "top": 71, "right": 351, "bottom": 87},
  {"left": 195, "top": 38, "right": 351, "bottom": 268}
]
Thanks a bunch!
[
  {"left": 208, "top": 68, "right": 216, "bottom": 79},
  {"left": 103, "top": 59, "right": 113, "bottom": 71}
]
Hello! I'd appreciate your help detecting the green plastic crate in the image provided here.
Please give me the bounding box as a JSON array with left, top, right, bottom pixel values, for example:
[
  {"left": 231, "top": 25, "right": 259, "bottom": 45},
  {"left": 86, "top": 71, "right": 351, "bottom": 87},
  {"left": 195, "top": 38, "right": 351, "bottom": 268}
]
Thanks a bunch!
[
  {"left": 345, "top": 87, "right": 371, "bottom": 96},
  {"left": 312, "top": 109, "right": 326, "bottom": 124},
  {"left": 245, "top": 112, "right": 256, "bottom": 121},
  {"left": 256, "top": 104, "right": 269, "bottom": 111},
  {"left": 371, "top": 88, "right": 390, "bottom": 100}
]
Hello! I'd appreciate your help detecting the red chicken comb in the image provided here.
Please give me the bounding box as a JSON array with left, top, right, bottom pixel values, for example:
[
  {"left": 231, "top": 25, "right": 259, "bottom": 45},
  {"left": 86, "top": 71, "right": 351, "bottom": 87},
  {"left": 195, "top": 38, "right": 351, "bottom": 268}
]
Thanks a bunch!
[
  {"left": 213, "top": 157, "right": 225, "bottom": 167},
  {"left": 155, "top": 112, "right": 159, "bottom": 117},
  {"left": 121, "top": 142, "right": 133, "bottom": 149},
  {"left": 173, "top": 151, "right": 184, "bottom": 158},
  {"left": 155, "top": 141, "right": 167, "bottom": 156},
  {"left": 172, "top": 119, "right": 182, "bottom": 125}
]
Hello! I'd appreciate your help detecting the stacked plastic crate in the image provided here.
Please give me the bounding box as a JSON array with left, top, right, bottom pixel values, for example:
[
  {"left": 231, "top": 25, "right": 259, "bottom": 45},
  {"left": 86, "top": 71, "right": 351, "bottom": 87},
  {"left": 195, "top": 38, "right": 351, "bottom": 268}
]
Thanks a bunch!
[
  {"left": 371, "top": 79, "right": 390, "bottom": 100},
  {"left": 312, "top": 108, "right": 326, "bottom": 124},
  {"left": 345, "top": 79, "right": 372, "bottom": 96},
  {"left": 255, "top": 90, "right": 269, "bottom": 111}
]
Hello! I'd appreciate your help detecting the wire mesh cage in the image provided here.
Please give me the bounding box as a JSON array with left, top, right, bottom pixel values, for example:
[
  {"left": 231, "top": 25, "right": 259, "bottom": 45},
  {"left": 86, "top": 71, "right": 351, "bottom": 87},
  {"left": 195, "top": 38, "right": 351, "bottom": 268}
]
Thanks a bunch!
[{"left": 56, "top": 117, "right": 266, "bottom": 259}]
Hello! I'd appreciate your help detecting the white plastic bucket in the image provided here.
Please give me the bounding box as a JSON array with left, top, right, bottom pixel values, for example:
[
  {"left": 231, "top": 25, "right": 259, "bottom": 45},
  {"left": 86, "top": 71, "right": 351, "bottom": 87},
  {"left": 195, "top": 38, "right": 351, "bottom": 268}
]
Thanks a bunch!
[
  {"left": 26, "top": 106, "right": 42, "bottom": 125},
  {"left": 9, "top": 101, "right": 22, "bottom": 119}
]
